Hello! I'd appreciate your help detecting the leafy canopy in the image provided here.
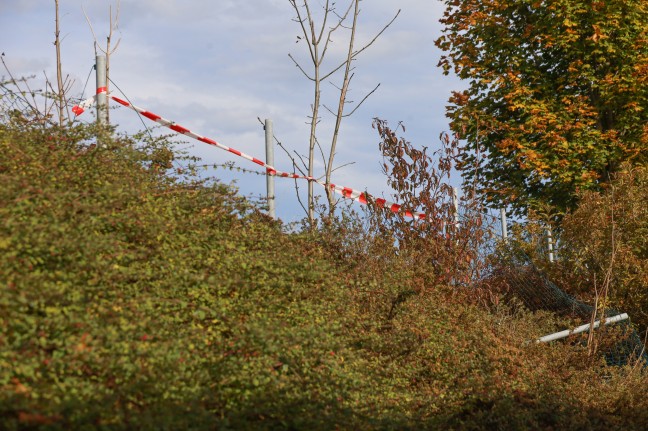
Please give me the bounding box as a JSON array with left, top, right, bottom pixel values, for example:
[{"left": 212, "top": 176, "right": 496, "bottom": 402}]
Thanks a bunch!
[{"left": 436, "top": 0, "right": 648, "bottom": 214}]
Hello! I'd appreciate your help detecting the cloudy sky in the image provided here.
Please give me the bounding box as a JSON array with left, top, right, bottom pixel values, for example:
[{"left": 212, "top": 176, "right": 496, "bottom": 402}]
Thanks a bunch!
[{"left": 1, "top": 0, "right": 464, "bottom": 223}]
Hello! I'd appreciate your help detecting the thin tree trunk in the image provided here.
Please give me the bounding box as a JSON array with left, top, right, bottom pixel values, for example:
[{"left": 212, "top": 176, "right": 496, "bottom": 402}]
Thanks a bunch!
[
  {"left": 325, "top": 0, "right": 359, "bottom": 212},
  {"left": 306, "top": 14, "right": 320, "bottom": 227},
  {"left": 308, "top": 79, "right": 320, "bottom": 225},
  {"left": 54, "top": 0, "right": 65, "bottom": 126}
]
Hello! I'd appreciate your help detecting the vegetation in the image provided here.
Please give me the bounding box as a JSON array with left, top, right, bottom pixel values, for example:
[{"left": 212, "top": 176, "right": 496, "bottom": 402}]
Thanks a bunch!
[
  {"left": 1, "top": 0, "right": 646, "bottom": 426},
  {"left": 436, "top": 0, "right": 648, "bottom": 214},
  {"left": 549, "top": 165, "right": 648, "bottom": 334},
  {"left": 1, "top": 121, "right": 648, "bottom": 430},
  {"left": 288, "top": 0, "right": 399, "bottom": 223}
]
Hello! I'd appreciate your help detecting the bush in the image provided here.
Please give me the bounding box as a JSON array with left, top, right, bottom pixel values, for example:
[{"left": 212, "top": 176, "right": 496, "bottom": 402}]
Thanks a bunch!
[
  {"left": 2, "top": 122, "right": 648, "bottom": 430},
  {"left": 554, "top": 165, "right": 648, "bottom": 333}
]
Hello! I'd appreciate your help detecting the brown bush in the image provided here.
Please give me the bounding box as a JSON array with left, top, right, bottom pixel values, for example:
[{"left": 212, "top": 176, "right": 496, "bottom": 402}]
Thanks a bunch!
[{"left": 554, "top": 165, "right": 648, "bottom": 334}]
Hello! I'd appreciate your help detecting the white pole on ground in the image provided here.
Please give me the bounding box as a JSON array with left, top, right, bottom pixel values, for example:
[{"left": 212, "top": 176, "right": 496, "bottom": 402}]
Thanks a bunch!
[
  {"left": 265, "top": 119, "right": 276, "bottom": 219},
  {"left": 536, "top": 313, "right": 629, "bottom": 343}
]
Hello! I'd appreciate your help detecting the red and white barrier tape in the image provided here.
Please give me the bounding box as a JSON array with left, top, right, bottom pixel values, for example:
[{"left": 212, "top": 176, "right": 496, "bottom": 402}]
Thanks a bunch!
[{"left": 73, "top": 89, "right": 428, "bottom": 220}]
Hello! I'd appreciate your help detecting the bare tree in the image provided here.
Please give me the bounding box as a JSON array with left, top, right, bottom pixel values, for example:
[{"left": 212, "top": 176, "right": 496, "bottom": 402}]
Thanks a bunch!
[
  {"left": 0, "top": 2, "right": 73, "bottom": 127},
  {"left": 54, "top": 0, "right": 66, "bottom": 126},
  {"left": 84, "top": 0, "right": 121, "bottom": 124},
  {"left": 288, "top": 0, "right": 399, "bottom": 225}
]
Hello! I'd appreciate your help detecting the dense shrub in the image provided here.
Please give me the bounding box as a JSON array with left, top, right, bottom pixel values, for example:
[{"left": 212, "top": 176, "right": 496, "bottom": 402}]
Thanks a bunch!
[
  {"left": 549, "top": 165, "right": 648, "bottom": 333},
  {"left": 2, "top": 123, "right": 648, "bottom": 430}
]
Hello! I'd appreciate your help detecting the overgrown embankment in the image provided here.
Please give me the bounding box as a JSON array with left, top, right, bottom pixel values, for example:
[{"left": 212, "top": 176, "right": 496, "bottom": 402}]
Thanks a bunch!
[{"left": 1, "top": 124, "right": 647, "bottom": 430}]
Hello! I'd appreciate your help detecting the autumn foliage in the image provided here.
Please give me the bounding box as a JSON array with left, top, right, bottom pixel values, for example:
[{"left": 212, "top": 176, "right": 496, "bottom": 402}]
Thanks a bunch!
[
  {"left": 2, "top": 120, "right": 648, "bottom": 429},
  {"left": 2, "top": 1, "right": 648, "bottom": 425},
  {"left": 436, "top": 0, "right": 648, "bottom": 214}
]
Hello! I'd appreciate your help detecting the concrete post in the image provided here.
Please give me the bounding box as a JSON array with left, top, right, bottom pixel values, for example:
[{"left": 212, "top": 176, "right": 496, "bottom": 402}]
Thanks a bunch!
[
  {"left": 500, "top": 208, "right": 508, "bottom": 240},
  {"left": 265, "top": 119, "right": 276, "bottom": 219},
  {"left": 547, "top": 226, "right": 555, "bottom": 263},
  {"left": 452, "top": 187, "right": 460, "bottom": 229},
  {"left": 95, "top": 55, "right": 108, "bottom": 126}
]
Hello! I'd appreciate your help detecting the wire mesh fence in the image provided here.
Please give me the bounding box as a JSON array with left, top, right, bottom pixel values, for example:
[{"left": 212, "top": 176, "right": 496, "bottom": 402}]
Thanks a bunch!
[{"left": 475, "top": 210, "right": 647, "bottom": 366}]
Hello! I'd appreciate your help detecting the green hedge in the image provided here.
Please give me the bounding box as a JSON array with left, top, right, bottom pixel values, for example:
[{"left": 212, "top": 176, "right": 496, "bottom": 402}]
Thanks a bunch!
[{"left": 1, "top": 124, "right": 647, "bottom": 430}]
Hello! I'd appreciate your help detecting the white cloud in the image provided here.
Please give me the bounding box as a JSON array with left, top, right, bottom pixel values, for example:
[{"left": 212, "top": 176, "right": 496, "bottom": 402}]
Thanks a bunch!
[{"left": 0, "top": 0, "right": 466, "bottom": 223}]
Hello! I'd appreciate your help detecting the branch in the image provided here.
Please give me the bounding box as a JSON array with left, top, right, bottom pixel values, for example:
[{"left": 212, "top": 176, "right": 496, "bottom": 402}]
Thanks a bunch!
[
  {"left": 294, "top": 178, "right": 310, "bottom": 217},
  {"left": 320, "top": 0, "right": 355, "bottom": 62},
  {"left": 344, "top": 82, "right": 380, "bottom": 117},
  {"left": 320, "top": 9, "right": 400, "bottom": 81},
  {"left": 315, "top": 135, "right": 326, "bottom": 168},
  {"left": 289, "top": 0, "right": 317, "bottom": 64},
  {"left": 82, "top": 4, "right": 99, "bottom": 56},
  {"left": 107, "top": 0, "right": 122, "bottom": 56},
  {"left": 315, "top": 0, "right": 330, "bottom": 46},
  {"left": 351, "top": 9, "right": 401, "bottom": 59},
  {"left": 322, "top": 103, "right": 336, "bottom": 116},
  {"left": 325, "top": 0, "right": 359, "bottom": 199},
  {"left": 291, "top": 150, "right": 307, "bottom": 172},
  {"left": 44, "top": 72, "right": 60, "bottom": 120},
  {"left": 330, "top": 161, "right": 356, "bottom": 174},
  {"left": 256, "top": 116, "right": 308, "bottom": 178},
  {"left": 288, "top": 53, "right": 315, "bottom": 81}
]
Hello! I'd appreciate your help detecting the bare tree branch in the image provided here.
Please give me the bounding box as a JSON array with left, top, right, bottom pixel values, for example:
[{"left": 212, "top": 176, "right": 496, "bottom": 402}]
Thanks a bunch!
[
  {"left": 330, "top": 161, "right": 356, "bottom": 174},
  {"left": 288, "top": 53, "right": 315, "bottom": 81},
  {"left": 320, "top": 0, "right": 354, "bottom": 62},
  {"left": 324, "top": 0, "right": 360, "bottom": 209},
  {"left": 315, "top": 0, "right": 330, "bottom": 45},
  {"left": 293, "top": 150, "right": 309, "bottom": 173},
  {"left": 288, "top": 0, "right": 399, "bottom": 224},
  {"left": 288, "top": 0, "right": 317, "bottom": 64},
  {"left": 256, "top": 116, "right": 308, "bottom": 177},
  {"left": 320, "top": 9, "right": 400, "bottom": 81},
  {"left": 351, "top": 9, "right": 401, "bottom": 59},
  {"left": 344, "top": 82, "right": 380, "bottom": 117}
]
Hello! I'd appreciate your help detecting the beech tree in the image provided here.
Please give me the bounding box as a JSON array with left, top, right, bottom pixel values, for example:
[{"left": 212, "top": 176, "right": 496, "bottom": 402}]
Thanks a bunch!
[{"left": 436, "top": 0, "right": 648, "bottom": 214}]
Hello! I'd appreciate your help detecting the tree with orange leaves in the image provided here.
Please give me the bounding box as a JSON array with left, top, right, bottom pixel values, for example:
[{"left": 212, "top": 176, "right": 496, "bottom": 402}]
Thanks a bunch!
[{"left": 436, "top": 0, "right": 648, "bottom": 215}]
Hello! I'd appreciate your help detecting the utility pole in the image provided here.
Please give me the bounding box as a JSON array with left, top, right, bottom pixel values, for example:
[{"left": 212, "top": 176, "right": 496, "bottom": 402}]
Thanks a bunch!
[
  {"left": 500, "top": 208, "right": 508, "bottom": 241},
  {"left": 265, "top": 119, "right": 276, "bottom": 219},
  {"left": 95, "top": 55, "right": 108, "bottom": 126}
]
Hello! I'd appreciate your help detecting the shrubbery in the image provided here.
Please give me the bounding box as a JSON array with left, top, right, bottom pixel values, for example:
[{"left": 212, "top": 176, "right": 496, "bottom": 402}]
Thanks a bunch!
[
  {"left": 553, "top": 165, "right": 648, "bottom": 333},
  {"left": 1, "top": 122, "right": 648, "bottom": 430}
]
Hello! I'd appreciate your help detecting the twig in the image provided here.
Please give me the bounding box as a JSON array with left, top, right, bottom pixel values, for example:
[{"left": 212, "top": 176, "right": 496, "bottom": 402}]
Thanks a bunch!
[{"left": 344, "top": 83, "right": 380, "bottom": 117}]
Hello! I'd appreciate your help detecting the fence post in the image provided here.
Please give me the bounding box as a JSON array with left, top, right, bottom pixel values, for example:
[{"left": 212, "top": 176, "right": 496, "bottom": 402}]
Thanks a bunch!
[
  {"left": 547, "top": 226, "right": 554, "bottom": 262},
  {"left": 95, "top": 55, "right": 108, "bottom": 126},
  {"left": 500, "top": 208, "right": 508, "bottom": 240},
  {"left": 265, "top": 119, "right": 276, "bottom": 219},
  {"left": 452, "top": 187, "right": 460, "bottom": 227},
  {"left": 451, "top": 187, "right": 460, "bottom": 246}
]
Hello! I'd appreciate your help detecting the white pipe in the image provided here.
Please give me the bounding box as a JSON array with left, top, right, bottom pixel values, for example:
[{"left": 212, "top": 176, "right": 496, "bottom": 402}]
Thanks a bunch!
[{"left": 536, "top": 313, "right": 629, "bottom": 343}]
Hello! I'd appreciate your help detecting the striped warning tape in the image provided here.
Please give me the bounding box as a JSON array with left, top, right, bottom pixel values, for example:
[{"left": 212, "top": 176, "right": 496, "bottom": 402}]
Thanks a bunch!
[{"left": 72, "top": 89, "right": 429, "bottom": 220}]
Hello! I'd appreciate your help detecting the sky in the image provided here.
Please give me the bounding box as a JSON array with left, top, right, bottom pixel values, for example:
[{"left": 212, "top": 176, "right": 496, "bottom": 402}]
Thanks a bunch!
[{"left": 0, "top": 0, "right": 465, "bottom": 224}]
